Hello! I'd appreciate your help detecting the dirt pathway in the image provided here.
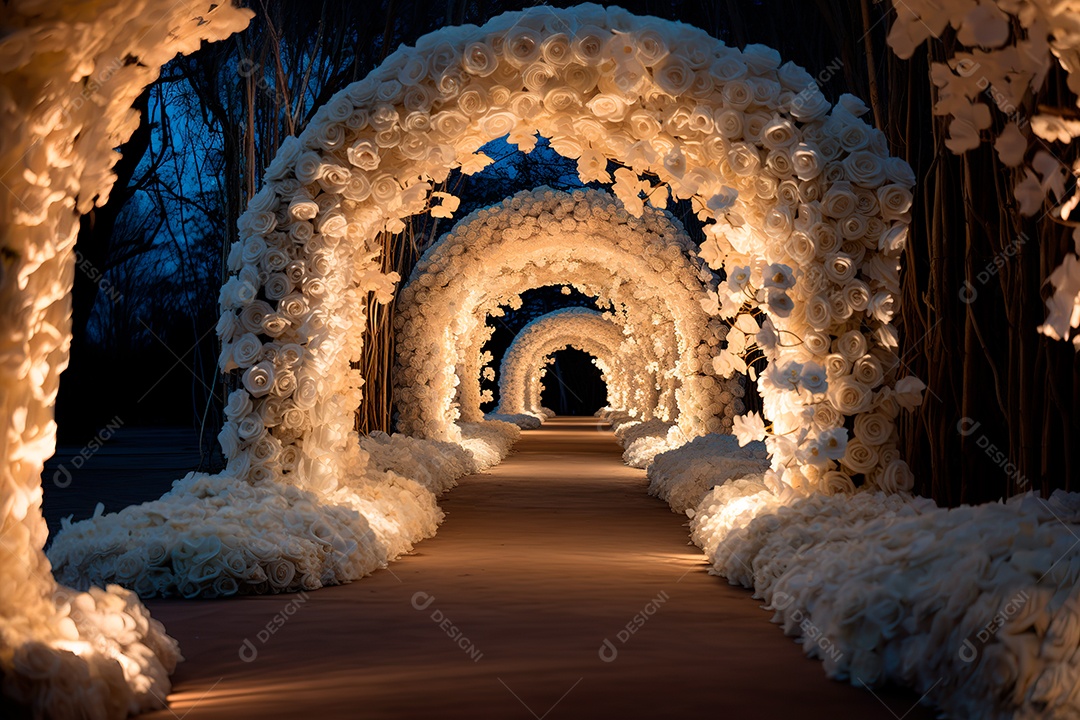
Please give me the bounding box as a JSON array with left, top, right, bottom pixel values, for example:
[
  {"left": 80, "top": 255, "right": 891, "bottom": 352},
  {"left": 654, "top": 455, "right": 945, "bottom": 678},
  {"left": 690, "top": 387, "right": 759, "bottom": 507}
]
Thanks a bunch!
[{"left": 145, "top": 417, "right": 934, "bottom": 719}]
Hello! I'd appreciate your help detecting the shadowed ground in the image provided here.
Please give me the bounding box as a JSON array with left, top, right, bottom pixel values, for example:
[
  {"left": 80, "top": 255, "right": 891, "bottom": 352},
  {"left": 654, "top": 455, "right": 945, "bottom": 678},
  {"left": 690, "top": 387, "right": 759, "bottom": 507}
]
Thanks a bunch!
[{"left": 136, "top": 417, "right": 934, "bottom": 719}]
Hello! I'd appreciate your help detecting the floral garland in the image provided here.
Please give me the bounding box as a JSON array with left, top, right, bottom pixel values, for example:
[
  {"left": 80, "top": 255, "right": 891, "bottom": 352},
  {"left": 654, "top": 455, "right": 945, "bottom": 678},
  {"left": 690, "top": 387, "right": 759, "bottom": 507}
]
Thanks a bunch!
[
  {"left": 886, "top": 0, "right": 1080, "bottom": 346},
  {"left": 0, "top": 1, "right": 252, "bottom": 717},
  {"left": 394, "top": 187, "right": 734, "bottom": 440},
  {"left": 496, "top": 307, "right": 654, "bottom": 419},
  {"left": 218, "top": 5, "right": 921, "bottom": 499}
]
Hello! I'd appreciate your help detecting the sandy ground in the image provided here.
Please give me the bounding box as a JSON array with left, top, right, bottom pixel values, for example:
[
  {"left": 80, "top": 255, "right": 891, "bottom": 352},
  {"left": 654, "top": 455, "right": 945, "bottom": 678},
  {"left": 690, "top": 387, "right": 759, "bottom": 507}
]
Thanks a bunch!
[{"left": 133, "top": 417, "right": 935, "bottom": 720}]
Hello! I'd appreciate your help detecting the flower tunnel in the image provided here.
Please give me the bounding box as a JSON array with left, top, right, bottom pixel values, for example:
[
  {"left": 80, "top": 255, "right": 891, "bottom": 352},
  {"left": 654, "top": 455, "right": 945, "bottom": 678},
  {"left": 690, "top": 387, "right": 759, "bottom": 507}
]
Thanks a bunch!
[
  {"left": 0, "top": 2, "right": 935, "bottom": 717},
  {"left": 393, "top": 187, "right": 739, "bottom": 441},
  {"left": 494, "top": 307, "right": 652, "bottom": 419}
]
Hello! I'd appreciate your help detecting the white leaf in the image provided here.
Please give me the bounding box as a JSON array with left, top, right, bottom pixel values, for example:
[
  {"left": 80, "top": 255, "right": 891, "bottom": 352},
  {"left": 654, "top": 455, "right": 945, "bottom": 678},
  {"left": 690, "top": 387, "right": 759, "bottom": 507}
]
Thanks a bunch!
[{"left": 994, "top": 122, "right": 1027, "bottom": 167}]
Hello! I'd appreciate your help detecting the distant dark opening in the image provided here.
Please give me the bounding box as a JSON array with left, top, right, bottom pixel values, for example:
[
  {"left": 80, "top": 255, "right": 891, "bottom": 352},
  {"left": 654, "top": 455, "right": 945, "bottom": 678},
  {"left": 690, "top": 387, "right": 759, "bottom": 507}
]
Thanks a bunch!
[
  {"left": 540, "top": 348, "right": 607, "bottom": 416},
  {"left": 479, "top": 285, "right": 602, "bottom": 413}
]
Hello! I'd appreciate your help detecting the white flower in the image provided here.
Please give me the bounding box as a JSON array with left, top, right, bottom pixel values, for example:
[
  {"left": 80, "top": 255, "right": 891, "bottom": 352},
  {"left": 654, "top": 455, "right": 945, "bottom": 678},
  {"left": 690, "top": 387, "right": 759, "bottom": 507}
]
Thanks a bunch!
[
  {"left": 876, "top": 458, "right": 914, "bottom": 492},
  {"left": 242, "top": 361, "right": 276, "bottom": 398},
  {"left": 347, "top": 139, "right": 381, "bottom": 170},
  {"left": 766, "top": 288, "right": 794, "bottom": 317},
  {"left": 841, "top": 438, "right": 879, "bottom": 474},
  {"left": 894, "top": 376, "right": 927, "bottom": 410},
  {"left": 837, "top": 330, "right": 868, "bottom": 361},
  {"left": 763, "top": 263, "right": 795, "bottom": 291},
  {"left": 827, "top": 375, "right": 872, "bottom": 414},
  {"left": 733, "top": 412, "right": 767, "bottom": 446},
  {"left": 801, "top": 427, "right": 848, "bottom": 466},
  {"left": 230, "top": 333, "right": 263, "bottom": 369},
  {"left": 707, "top": 186, "right": 739, "bottom": 212},
  {"left": 463, "top": 41, "right": 498, "bottom": 76},
  {"left": 727, "top": 265, "right": 752, "bottom": 293},
  {"left": 800, "top": 362, "right": 828, "bottom": 394},
  {"left": 842, "top": 150, "right": 887, "bottom": 187}
]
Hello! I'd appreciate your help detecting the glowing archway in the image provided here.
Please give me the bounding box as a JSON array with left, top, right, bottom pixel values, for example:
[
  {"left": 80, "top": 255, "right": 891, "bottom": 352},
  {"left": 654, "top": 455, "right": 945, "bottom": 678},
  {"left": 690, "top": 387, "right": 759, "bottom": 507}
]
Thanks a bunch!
[
  {"left": 215, "top": 5, "right": 919, "bottom": 497},
  {"left": 496, "top": 307, "right": 651, "bottom": 418},
  {"left": 394, "top": 188, "right": 734, "bottom": 441}
]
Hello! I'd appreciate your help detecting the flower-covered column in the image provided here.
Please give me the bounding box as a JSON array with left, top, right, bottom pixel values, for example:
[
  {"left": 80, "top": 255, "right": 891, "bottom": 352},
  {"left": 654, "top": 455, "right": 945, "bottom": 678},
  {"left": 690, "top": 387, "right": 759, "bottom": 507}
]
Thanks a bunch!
[{"left": 0, "top": 2, "right": 250, "bottom": 717}]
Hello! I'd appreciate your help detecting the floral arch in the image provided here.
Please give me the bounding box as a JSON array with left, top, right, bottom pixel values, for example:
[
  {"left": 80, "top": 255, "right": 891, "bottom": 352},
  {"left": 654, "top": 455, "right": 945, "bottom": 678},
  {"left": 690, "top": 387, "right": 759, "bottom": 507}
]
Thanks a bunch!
[
  {"left": 495, "top": 307, "right": 653, "bottom": 419},
  {"left": 213, "top": 3, "right": 922, "bottom": 499},
  {"left": 393, "top": 187, "right": 735, "bottom": 441}
]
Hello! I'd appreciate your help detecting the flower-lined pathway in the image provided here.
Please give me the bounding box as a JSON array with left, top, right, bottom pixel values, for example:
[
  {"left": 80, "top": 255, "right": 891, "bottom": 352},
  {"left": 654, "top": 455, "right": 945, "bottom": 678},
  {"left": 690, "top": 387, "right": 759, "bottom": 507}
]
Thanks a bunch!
[{"left": 144, "top": 417, "right": 933, "bottom": 719}]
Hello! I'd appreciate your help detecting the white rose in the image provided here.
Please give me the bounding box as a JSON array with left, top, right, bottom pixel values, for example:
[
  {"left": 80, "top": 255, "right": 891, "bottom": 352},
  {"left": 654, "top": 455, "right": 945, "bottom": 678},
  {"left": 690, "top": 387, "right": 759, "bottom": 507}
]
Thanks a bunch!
[
  {"left": 841, "top": 437, "right": 879, "bottom": 474},
  {"left": 885, "top": 156, "right": 916, "bottom": 186},
  {"left": 786, "top": 230, "right": 816, "bottom": 265},
  {"left": 749, "top": 77, "right": 781, "bottom": 106},
  {"left": 715, "top": 108, "right": 744, "bottom": 139},
  {"left": 243, "top": 361, "right": 276, "bottom": 398},
  {"left": 777, "top": 61, "right": 814, "bottom": 92},
  {"left": 216, "top": 310, "right": 240, "bottom": 343},
  {"left": 839, "top": 214, "right": 868, "bottom": 240},
  {"left": 828, "top": 375, "right": 872, "bottom": 414},
  {"left": 823, "top": 253, "right": 857, "bottom": 285},
  {"left": 265, "top": 273, "right": 293, "bottom": 301},
  {"left": 721, "top": 79, "right": 753, "bottom": 110},
  {"left": 742, "top": 43, "right": 781, "bottom": 73},
  {"left": 821, "top": 181, "right": 857, "bottom": 218},
  {"left": 824, "top": 353, "right": 851, "bottom": 379},
  {"left": 852, "top": 354, "right": 885, "bottom": 388},
  {"left": 237, "top": 411, "right": 265, "bottom": 440},
  {"left": 587, "top": 93, "right": 629, "bottom": 122},
  {"left": 230, "top": 333, "right": 263, "bottom": 369},
  {"left": 654, "top": 54, "right": 695, "bottom": 96},
  {"left": 868, "top": 291, "right": 896, "bottom": 323},
  {"left": 727, "top": 142, "right": 760, "bottom": 176},
  {"left": 877, "top": 184, "right": 914, "bottom": 220},
  {"left": 217, "top": 421, "right": 241, "bottom": 458},
  {"left": 829, "top": 291, "right": 854, "bottom": 321},
  {"left": 710, "top": 49, "right": 747, "bottom": 82},
  {"left": 805, "top": 294, "right": 832, "bottom": 330},
  {"left": 842, "top": 150, "right": 887, "bottom": 187},
  {"left": 876, "top": 458, "right": 914, "bottom": 492},
  {"left": 854, "top": 411, "right": 893, "bottom": 446},
  {"left": 837, "top": 329, "right": 868, "bottom": 361},
  {"left": 790, "top": 86, "right": 830, "bottom": 120},
  {"left": 791, "top": 142, "right": 822, "bottom": 181},
  {"left": 346, "top": 138, "right": 380, "bottom": 171},
  {"left": 288, "top": 195, "right": 319, "bottom": 221},
  {"left": 462, "top": 40, "right": 498, "bottom": 76},
  {"left": 765, "top": 148, "right": 794, "bottom": 178},
  {"left": 804, "top": 330, "right": 831, "bottom": 355},
  {"left": 266, "top": 136, "right": 302, "bottom": 181},
  {"left": 813, "top": 402, "right": 842, "bottom": 431}
]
